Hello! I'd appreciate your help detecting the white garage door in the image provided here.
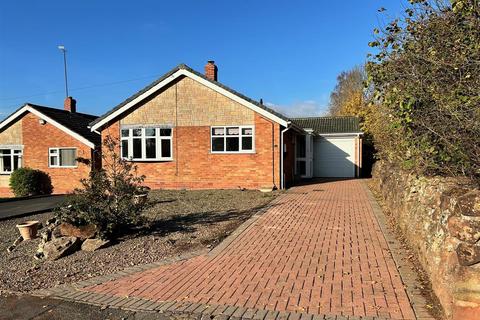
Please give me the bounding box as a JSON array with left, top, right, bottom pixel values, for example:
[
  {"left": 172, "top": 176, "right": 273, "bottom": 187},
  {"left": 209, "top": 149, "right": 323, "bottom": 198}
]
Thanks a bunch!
[{"left": 313, "top": 136, "right": 356, "bottom": 178}]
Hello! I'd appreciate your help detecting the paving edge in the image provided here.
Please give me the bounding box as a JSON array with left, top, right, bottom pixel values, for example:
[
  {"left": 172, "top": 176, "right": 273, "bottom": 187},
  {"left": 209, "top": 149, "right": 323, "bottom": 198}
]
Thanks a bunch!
[
  {"left": 362, "top": 180, "right": 436, "bottom": 320},
  {"left": 38, "top": 285, "right": 387, "bottom": 320},
  {"left": 30, "top": 248, "right": 209, "bottom": 297}
]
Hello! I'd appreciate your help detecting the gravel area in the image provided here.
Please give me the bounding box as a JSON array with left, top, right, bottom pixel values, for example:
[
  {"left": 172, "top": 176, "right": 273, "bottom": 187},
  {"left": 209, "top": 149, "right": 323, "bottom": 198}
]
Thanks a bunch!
[{"left": 0, "top": 189, "right": 277, "bottom": 294}]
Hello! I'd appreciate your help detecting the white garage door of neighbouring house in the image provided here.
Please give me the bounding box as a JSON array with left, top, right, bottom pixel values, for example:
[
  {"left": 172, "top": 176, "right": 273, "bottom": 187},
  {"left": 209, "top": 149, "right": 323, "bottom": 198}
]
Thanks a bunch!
[{"left": 313, "top": 136, "right": 356, "bottom": 178}]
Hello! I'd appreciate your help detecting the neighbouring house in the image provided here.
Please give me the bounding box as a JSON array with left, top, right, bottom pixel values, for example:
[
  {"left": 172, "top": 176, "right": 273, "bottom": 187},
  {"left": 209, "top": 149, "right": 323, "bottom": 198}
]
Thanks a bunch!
[
  {"left": 89, "top": 61, "right": 363, "bottom": 191},
  {"left": 0, "top": 98, "right": 100, "bottom": 196}
]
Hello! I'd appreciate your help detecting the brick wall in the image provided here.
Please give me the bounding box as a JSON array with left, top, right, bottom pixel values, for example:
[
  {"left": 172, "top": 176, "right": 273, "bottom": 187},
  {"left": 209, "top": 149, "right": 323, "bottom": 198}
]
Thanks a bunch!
[
  {"left": 21, "top": 113, "right": 93, "bottom": 194},
  {"left": 102, "top": 113, "right": 281, "bottom": 190}
]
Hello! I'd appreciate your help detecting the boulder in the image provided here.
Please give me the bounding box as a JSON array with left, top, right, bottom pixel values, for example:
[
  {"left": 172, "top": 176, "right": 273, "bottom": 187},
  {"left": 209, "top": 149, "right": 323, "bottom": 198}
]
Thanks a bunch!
[
  {"left": 43, "top": 236, "right": 81, "bottom": 260},
  {"left": 51, "top": 226, "right": 62, "bottom": 239},
  {"left": 448, "top": 216, "right": 480, "bottom": 244},
  {"left": 59, "top": 223, "right": 97, "bottom": 240},
  {"left": 81, "top": 238, "right": 110, "bottom": 252},
  {"left": 456, "top": 242, "right": 480, "bottom": 266},
  {"left": 455, "top": 190, "right": 480, "bottom": 217}
]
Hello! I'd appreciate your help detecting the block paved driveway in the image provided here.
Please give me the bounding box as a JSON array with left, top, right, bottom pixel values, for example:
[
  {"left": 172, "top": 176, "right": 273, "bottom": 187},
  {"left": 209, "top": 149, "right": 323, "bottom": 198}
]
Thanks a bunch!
[{"left": 80, "top": 180, "right": 418, "bottom": 319}]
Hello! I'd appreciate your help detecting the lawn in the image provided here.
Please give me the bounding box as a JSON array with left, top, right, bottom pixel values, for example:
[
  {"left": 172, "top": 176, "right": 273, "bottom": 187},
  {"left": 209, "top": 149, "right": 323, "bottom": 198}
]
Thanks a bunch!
[{"left": 0, "top": 189, "right": 277, "bottom": 295}]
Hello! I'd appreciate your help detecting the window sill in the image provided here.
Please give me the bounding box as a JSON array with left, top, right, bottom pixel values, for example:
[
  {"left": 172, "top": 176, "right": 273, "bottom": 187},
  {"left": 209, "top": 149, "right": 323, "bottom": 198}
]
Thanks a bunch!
[
  {"left": 210, "top": 151, "right": 256, "bottom": 155},
  {"left": 49, "top": 166, "right": 78, "bottom": 169},
  {"left": 122, "top": 158, "right": 173, "bottom": 162}
]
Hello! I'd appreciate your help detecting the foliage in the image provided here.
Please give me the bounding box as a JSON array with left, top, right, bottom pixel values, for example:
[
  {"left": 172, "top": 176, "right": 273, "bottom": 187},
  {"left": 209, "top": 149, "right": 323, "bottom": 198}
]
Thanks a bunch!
[
  {"left": 55, "top": 136, "right": 148, "bottom": 239},
  {"left": 366, "top": 0, "right": 480, "bottom": 182},
  {"left": 9, "top": 167, "right": 52, "bottom": 197},
  {"left": 329, "top": 66, "right": 367, "bottom": 116}
]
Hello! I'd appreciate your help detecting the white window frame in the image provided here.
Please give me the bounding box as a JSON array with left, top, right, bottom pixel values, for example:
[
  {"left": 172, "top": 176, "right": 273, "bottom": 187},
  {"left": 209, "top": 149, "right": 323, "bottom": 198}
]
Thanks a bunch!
[
  {"left": 48, "top": 147, "right": 78, "bottom": 168},
  {"left": 210, "top": 125, "right": 255, "bottom": 154},
  {"left": 0, "top": 146, "right": 23, "bottom": 174},
  {"left": 120, "top": 126, "right": 173, "bottom": 162}
]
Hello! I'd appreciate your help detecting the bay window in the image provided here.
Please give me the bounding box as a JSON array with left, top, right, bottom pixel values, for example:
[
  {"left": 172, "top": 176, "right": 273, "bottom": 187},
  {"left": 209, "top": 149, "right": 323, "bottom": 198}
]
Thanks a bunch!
[
  {"left": 121, "top": 126, "right": 173, "bottom": 161},
  {"left": 49, "top": 148, "right": 77, "bottom": 167},
  {"left": 211, "top": 126, "right": 254, "bottom": 153},
  {"left": 0, "top": 147, "right": 22, "bottom": 174}
]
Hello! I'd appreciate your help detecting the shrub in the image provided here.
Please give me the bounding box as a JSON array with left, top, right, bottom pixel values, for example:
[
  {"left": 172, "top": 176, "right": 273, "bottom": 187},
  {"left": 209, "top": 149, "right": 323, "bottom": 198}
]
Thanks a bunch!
[
  {"left": 366, "top": 0, "right": 480, "bottom": 183},
  {"left": 9, "top": 168, "right": 52, "bottom": 197},
  {"left": 55, "top": 136, "right": 147, "bottom": 239}
]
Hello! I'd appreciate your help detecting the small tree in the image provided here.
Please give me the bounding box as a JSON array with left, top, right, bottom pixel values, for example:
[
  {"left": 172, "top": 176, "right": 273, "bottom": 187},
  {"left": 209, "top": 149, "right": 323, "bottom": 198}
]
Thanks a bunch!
[
  {"left": 56, "top": 136, "right": 148, "bottom": 238},
  {"left": 328, "top": 66, "right": 368, "bottom": 117}
]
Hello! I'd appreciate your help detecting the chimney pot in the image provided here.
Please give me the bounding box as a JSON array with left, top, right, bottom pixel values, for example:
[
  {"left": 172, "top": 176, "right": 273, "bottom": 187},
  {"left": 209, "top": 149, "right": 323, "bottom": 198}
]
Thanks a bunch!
[
  {"left": 64, "top": 96, "right": 76, "bottom": 113},
  {"left": 205, "top": 60, "right": 218, "bottom": 81}
]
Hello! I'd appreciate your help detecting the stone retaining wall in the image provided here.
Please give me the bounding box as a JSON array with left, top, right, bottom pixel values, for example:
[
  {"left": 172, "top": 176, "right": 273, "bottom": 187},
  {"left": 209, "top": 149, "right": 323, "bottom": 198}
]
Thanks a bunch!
[{"left": 372, "top": 161, "right": 480, "bottom": 320}]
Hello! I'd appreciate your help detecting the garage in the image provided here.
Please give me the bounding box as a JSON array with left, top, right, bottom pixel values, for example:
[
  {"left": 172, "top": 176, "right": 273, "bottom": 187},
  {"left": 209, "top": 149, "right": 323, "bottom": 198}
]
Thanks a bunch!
[
  {"left": 313, "top": 136, "right": 356, "bottom": 178},
  {"left": 292, "top": 116, "right": 363, "bottom": 178}
]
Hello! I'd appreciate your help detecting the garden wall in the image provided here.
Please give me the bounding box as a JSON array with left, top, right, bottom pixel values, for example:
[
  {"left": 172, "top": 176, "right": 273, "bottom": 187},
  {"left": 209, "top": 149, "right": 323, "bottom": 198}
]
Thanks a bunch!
[{"left": 372, "top": 161, "right": 480, "bottom": 320}]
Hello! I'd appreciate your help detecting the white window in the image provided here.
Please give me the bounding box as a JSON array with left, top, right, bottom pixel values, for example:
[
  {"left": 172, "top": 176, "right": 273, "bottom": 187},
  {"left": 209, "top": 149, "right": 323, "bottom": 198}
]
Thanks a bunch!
[
  {"left": 211, "top": 126, "right": 254, "bottom": 153},
  {"left": 49, "top": 148, "right": 77, "bottom": 168},
  {"left": 120, "top": 127, "right": 173, "bottom": 161},
  {"left": 0, "top": 148, "right": 22, "bottom": 174}
]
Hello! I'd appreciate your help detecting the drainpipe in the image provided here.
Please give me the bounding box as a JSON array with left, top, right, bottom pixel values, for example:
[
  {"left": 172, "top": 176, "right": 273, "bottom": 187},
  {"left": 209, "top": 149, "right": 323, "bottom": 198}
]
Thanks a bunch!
[{"left": 280, "top": 123, "right": 291, "bottom": 190}]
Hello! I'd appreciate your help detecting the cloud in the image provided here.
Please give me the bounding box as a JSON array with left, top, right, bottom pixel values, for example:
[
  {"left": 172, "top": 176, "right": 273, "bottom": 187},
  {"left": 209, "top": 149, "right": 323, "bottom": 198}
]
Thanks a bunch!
[{"left": 265, "top": 100, "right": 328, "bottom": 118}]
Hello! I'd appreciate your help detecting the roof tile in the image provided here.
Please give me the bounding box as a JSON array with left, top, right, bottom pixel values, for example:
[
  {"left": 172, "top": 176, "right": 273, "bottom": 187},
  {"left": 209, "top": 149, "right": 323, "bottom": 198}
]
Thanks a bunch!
[{"left": 291, "top": 116, "right": 361, "bottom": 134}]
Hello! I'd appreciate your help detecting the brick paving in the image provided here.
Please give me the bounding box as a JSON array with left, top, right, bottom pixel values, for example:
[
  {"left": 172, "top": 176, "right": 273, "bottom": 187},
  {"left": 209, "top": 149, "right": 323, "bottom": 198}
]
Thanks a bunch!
[{"left": 63, "top": 179, "right": 422, "bottom": 319}]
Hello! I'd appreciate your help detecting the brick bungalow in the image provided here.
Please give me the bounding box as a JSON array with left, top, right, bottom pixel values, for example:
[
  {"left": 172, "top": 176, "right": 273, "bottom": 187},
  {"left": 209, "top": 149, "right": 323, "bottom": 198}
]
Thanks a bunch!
[
  {"left": 89, "top": 61, "right": 363, "bottom": 191},
  {"left": 0, "top": 61, "right": 362, "bottom": 196},
  {"left": 0, "top": 99, "right": 100, "bottom": 196}
]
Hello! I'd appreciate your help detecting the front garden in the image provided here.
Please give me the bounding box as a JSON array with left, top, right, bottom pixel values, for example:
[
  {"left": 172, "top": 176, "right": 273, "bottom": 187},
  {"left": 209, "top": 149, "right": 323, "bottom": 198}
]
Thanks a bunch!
[
  {"left": 0, "top": 188, "right": 276, "bottom": 294},
  {"left": 0, "top": 136, "right": 277, "bottom": 295}
]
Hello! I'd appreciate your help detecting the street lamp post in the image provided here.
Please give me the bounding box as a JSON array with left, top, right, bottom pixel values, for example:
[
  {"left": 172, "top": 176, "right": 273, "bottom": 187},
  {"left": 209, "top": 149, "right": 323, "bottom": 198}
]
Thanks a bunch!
[{"left": 57, "top": 45, "right": 69, "bottom": 98}]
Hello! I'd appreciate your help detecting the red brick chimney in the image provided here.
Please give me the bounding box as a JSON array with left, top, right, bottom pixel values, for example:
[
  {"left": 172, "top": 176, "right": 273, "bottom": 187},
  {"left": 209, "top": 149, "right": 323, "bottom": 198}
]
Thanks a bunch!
[
  {"left": 64, "top": 96, "right": 76, "bottom": 113},
  {"left": 205, "top": 60, "right": 218, "bottom": 81}
]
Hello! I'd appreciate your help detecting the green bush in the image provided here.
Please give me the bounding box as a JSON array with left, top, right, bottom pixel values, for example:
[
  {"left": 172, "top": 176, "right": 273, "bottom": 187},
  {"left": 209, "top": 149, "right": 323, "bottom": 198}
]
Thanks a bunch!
[
  {"left": 366, "top": 0, "right": 480, "bottom": 182},
  {"left": 55, "top": 136, "right": 148, "bottom": 239},
  {"left": 9, "top": 167, "right": 53, "bottom": 197}
]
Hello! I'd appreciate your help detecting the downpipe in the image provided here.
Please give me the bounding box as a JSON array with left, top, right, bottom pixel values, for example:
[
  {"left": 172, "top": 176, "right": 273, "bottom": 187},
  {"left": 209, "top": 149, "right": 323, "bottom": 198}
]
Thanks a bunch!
[{"left": 280, "top": 124, "right": 291, "bottom": 190}]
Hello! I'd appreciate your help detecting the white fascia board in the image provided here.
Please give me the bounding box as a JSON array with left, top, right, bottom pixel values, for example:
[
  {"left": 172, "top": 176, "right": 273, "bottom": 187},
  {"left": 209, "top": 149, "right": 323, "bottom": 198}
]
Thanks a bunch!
[
  {"left": 0, "top": 106, "right": 28, "bottom": 131},
  {"left": 90, "top": 69, "right": 288, "bottom": 131},
  {"left": 317, "top": 132, "right": 363, "bottom": 137},
  {"left": 0, "top": 105, "right": 96, "bottom": 149}
]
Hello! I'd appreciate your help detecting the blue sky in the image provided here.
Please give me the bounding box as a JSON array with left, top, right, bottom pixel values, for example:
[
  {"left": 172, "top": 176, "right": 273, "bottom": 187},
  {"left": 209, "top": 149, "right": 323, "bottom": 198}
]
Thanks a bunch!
[{"left": 0, "top": 1, "right": 404, "bottom": 120}]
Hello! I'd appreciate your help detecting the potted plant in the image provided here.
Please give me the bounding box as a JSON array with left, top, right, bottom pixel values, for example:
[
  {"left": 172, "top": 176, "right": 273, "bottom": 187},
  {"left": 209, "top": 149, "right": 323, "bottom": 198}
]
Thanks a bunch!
[
  {"left": 16, "top": 220, "right": 40, "bottom": 240},
  {"left": 133, "top": 186, "right": 150, "bottom": 205}
]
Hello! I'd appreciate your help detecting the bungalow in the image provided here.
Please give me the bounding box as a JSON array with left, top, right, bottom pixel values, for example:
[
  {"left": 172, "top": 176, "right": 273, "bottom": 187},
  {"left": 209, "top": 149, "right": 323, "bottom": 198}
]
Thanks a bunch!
[
  {"left": 0, "top": 98, "right": 100, "bottom": 196},
  {"left": 89, "top": 61, "right": 363, "bottom": 191},
  {"left": 0, "top": 61, "right": 362, "bottom": 197}
]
